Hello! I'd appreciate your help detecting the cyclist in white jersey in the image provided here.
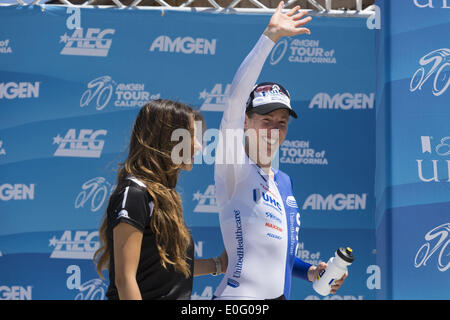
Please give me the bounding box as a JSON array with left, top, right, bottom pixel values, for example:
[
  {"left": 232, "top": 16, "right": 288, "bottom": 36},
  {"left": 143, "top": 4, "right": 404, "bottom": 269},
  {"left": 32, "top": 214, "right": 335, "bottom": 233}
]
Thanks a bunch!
[{"left": 213, "top": 1, "right": 348, "bottom": 300}]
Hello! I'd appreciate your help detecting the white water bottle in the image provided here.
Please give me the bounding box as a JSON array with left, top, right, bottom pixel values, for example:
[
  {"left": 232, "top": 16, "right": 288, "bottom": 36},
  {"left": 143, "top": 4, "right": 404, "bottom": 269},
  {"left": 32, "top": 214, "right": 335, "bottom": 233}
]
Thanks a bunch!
[{"left": 312, "top": 247, "right": 354, "bottom": 296}]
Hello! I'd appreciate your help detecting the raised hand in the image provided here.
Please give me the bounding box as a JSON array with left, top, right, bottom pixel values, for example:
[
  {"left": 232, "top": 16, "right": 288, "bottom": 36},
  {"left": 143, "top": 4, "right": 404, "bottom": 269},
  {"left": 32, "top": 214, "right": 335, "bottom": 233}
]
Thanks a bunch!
[{"left": 263, "top": 1, "right": 312, "bottom": 43}]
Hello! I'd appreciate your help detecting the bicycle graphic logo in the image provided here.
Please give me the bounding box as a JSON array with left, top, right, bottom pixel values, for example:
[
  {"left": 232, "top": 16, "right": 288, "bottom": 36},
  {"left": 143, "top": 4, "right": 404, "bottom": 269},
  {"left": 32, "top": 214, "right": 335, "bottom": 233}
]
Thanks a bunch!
[
  {"left": 414, "top": 223, "right": 450, "bottom": 272},
  {"left": 80, "top": 76, "right": 116, "bottom": 110},
  {"left": 410, "top": 48, "right": 450, "bottom": 97},
  {"left": 75, "top": 177, "right": 115, "bottom": 212},
  {"left": 436, "top": 137, "right": 450, "bottom": 156},
  {"left": 270, "top": 38, "right": 289, "bottom": 66},
  {"left": 74, "top": 279, "right": 108, "bottom": 300}
]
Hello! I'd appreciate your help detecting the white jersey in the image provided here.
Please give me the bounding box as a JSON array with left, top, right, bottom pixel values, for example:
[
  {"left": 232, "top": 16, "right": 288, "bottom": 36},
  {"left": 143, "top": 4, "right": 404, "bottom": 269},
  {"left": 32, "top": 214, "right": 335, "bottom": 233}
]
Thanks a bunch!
[{"left": 213, "top": 34, "right": 310, "bottom": 300}]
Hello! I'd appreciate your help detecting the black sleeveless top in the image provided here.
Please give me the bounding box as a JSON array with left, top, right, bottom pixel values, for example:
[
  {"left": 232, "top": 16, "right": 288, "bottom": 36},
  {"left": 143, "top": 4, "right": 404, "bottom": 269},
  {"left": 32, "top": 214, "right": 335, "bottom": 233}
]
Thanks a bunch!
[{"left": 105, "top": 177, "right": 194, "bottom": 300}]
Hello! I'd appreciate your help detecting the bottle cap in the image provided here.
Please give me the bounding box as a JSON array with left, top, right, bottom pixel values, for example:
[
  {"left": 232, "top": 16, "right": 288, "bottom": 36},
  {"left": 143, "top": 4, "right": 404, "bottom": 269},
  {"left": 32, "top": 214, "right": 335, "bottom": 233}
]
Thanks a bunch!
[{"left": 337, "top": 247, "right": 354, "bottom": 263}]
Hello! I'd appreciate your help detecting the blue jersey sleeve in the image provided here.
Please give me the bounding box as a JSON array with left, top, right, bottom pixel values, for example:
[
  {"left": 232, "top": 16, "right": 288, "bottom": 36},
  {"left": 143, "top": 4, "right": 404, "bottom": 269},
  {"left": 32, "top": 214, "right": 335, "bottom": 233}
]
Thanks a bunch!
[
  {"left": 292, "top": 257, "right": 312, "bottom": 281},
  {"left": 287, "top": 170, "right": 312, "bottom": 281}
]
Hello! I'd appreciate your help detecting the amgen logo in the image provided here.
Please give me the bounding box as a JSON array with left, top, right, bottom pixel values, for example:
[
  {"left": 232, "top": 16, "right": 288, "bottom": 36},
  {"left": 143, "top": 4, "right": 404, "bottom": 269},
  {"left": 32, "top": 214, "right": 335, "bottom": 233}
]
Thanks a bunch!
[
  {"left": 0, "top": 184, "right": 35, "bottom": 201},
  {"left": 149, "top": 35, "right": 217, "bottom": 55},
  {"left": 303, "top": 193, "right": 368, "bottom": 211},
  {"left": 0, "top": 286, "right": 32, "bottom": 300},
  {"left": 0, "top": 82, "right": 40, "bottom": 100},
  {"left": 309, "top": 93, "right": 375, "bottom": 110}
]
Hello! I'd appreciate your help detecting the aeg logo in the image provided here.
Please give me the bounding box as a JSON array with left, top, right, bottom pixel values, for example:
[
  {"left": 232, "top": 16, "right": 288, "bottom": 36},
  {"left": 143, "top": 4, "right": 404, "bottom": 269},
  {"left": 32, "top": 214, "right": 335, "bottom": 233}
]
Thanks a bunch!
[
  {"left": 199, "top": 83, "right": 231, "bottom": 112},
  {"left": 53, "top": 129, "right": 107, "bottom": 158},
  {"left": 193, "top": 185, "right": 219, "bottom": 213},
  {"left": 49, "top": 230, "right": 99, "bottom": 259},
  {"left": 60, "top": 28, "right": 115, "bottom": 57}
]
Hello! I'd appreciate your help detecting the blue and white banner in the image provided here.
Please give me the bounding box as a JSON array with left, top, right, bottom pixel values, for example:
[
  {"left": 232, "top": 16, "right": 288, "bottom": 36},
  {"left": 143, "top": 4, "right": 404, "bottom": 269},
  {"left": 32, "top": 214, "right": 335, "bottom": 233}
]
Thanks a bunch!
[
  {"left": 375, "top": 0, "right": 450, "bottom": 299},
  {"left": 0, "top": 5, "right": 376, "bottom": 300}
]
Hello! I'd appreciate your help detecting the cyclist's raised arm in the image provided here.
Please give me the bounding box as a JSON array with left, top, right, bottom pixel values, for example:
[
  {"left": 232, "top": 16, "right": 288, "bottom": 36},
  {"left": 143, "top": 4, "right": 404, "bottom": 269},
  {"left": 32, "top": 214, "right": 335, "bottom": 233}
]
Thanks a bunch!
[
  {"left": 221, "top": 1, "right": 311, "bottom": 127},
  {"left": 214, "top": 1, "right": 312, "bottom": 205}
]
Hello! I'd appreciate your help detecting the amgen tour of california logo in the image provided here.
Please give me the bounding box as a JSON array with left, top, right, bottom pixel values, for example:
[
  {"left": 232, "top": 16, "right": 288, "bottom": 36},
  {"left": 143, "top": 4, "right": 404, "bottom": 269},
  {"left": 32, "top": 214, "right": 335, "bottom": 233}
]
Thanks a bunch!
[
  {"left": 270, "top": 38, "right": 337, "bottom": 66},
  {"left": 80, "top": 76, "right": 160, "bottom": 110},
  {"left": 280, "top": 139, "right": 328, "bottom": 165},
  {"left": 0, "top": 39, "right": 12, "bottom": 54}
]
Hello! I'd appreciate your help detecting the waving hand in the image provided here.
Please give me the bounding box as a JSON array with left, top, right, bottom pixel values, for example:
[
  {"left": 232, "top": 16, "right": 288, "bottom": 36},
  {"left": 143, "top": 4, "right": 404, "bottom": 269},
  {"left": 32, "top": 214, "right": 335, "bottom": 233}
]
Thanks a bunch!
[{"left": 264, "top": 1, "right": 312, "bottom": 43}]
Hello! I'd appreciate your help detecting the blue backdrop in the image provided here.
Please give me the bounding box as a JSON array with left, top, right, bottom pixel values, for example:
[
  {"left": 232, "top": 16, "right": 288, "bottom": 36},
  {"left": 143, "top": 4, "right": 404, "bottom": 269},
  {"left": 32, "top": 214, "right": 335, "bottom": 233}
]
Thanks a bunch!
[
  {"left": 0, "top": 5, "right": 376, "bottom": 300},
  {"left": 375, "top": 0, "right": 450, "bottom": 299}
]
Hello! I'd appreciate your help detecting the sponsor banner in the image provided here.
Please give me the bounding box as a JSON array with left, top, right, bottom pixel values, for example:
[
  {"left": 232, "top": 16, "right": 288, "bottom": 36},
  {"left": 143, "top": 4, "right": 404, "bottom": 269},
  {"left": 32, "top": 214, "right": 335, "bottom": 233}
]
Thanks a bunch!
[{"left": 375, "top": 0, "right": 450, "bottom": 299}]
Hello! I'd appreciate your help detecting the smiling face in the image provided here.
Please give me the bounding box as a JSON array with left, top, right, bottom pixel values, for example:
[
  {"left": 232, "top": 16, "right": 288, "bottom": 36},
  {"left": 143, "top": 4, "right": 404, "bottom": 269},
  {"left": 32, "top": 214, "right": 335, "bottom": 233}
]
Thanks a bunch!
[{"left": 244, "top": 108, "right": 290, "bottom": 168}]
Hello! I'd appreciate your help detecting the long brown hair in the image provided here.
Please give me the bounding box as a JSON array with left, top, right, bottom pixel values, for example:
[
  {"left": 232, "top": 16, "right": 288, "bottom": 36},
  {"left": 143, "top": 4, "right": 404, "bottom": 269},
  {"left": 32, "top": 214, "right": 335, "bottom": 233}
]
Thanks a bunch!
[{"left": 94, "top": 99, "right": 204, "bottom": 279}]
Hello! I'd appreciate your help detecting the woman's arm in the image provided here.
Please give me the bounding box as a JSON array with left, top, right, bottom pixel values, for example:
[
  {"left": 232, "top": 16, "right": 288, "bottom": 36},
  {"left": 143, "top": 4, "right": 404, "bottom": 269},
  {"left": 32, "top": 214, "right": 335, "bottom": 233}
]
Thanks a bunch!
[
  {"left": 194, "top": 250, "right": 228, "bottom": 276},
  {"left": 113, "top": 222, "right": 143, "bottom": 300},
  {"left": 193, "top": 258, "right": 217, "bottom": 276}
]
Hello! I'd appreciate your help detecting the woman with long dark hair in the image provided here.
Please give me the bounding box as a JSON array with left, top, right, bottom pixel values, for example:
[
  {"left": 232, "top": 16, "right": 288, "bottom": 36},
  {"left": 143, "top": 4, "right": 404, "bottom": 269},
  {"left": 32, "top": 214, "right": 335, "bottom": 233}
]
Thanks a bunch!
[{"left": 94, "top": 99, "right": 226, "bottom": 300}]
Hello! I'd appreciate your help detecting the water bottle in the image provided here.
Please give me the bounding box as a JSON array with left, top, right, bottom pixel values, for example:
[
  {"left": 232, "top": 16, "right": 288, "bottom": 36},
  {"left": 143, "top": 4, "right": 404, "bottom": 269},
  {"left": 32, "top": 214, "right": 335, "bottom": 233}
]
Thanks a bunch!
[{"left": 312, "top": 247, "right": 354, "bottom": 296}]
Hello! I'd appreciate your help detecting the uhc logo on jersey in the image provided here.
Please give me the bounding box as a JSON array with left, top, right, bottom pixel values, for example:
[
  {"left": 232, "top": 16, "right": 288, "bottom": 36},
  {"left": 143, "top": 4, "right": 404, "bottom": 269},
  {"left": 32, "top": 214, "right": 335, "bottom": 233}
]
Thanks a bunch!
[
  {"left": 253, "top": 188, "right": 282, "bottom": 212},
  {"left": 53, "top": 129, "right": 107, "bottom": 158},
  {"left": 262, "top": 192, "right": 282, "bottom": 212}
]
